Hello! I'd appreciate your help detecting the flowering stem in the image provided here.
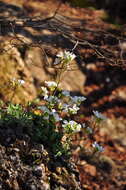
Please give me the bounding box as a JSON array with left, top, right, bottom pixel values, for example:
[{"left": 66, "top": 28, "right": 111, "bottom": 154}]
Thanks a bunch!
[
  {"left": 10, "top": 86, "right": 17, "bottom": 102},
  {"left": 53, "top": 62, "right": 66, "bottom": 96}
]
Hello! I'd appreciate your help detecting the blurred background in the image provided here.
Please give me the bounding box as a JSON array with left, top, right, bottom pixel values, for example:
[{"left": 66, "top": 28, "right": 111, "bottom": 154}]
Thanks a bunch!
[{"left": 0, "top": 0, "right": 126, "bottom": 189}]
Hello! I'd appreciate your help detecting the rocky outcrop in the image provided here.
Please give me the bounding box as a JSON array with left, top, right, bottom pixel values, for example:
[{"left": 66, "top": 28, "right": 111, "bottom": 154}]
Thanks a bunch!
[{"left": 0, "top": 119, "right": 81, "bottom": 190}]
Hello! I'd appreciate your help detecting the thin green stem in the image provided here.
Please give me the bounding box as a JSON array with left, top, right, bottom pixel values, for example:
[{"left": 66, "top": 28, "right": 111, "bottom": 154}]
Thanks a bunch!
[{"left": 53, "top": 61, "right": 67, "bottom": 96}]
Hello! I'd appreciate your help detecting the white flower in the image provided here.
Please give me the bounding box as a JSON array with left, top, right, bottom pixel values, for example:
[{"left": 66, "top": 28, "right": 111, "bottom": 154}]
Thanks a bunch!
[
  {"left": 38, "top": 106, "right": 51, "bottom": 120},
  {"left": 38, "top": 106, "right": 50, "bottom": 114},
  {"left": 52, "top": 111, "right": 62, "bottom": 122},
  {"left": 56, "top": 50, "right": 76, "bottom": 63},
  {"left": 57, "top": 51, "right": 64, "bottom": 59},
  {"left": 57, "top": 50, "right": 76, "bottom": 60},
  {"left": 12, "top": 77, "right": 16, "bottom": 82},
  {"left": 38, "top": 107, "right": 62, "bottom": 122},
  {"left": 71, "top": 96, "right": 86, "bottom": 105},
  {"left": 45, "top": 81, "right": 57, "bottom": 91},
  {"left": 58, "top": 102, "right": 68, "bottom": 111},
  {"left": 68, "top": 104, "right": 80, "bottom": 114},
  {"left": 45, "top": 96, "right": 58, "bottom": 104},
  {"left": 61, "top": 90, "right": 70, "bottom": 97},
  {"left": 62, "top": 120, "right": 81, "bottom": 133},
  {"left": 18, "top": 79, "right": 25, "bottom": 85},
  {"left": 92, "top": 142, "right": 104, "bottom": 152},
  {"left": 93, "top": 111, "right": 106, "bottom": 121},
  {"left": 53, "top": 58, "right": 61, "bottom": 65},
  {"left": 41, "top": 87, "right": 48, "bottom": 99},
  {"left": 62, "top": 103, "right": 69, "bottom": 113},
  {"left": 12, "top": 78, "right": 25, "bottom": 86},
  {"left": 44, "top": 96, "right": 59, "bottom": 108}
]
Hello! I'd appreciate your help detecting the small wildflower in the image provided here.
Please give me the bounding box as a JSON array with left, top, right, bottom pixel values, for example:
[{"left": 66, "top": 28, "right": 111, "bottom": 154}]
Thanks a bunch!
[
  {"left": 93, "top": 110, "right": 106, "bottom": 122},
  {"left": 62, "top": 120, "right": 81, "bottom": 133},
  {"left": 53, "top": 57, "right": 61, "bottom": 65},
  {"left": 45, "top": 81, "right": 57, "bottom": 91},
  {"left": 57, "top": 50, "right": 76, "bottom": 62},
  {"left": 41, "top": 87, "right": 48, "bottom": 99},
  {"left": 54, "top": 50, "right": 76, "bottom": 66},
  {"left": 92, "top": 142, "right": 104, "bottom": 152},
  {"left": 38, "top": 106, "right": 50, "bottom": 114},
  {"left": 68, "top": 104, "right": 80, "bottom": 114},
  {"left": 45, "top": 96, "right": 59, "bottom": 107},
  {"left": 71, "top": 96, "right": 86, "bottom": 105},
  {"left": 51, "top": 110, "right": 62, "bottom": 122},
  {"left": 11, "top": 78, "right": 25, "bottom": 86},
  {"left": 38, "top": 106, "right": 51, "bottom": 120},
  {"left": 18, "top": 79, "right": 25, "bottom": 85},
  {"left": 61, "top": 90, "right": 70, "bottom": 97},
  {"left": 62, "top": 103, "right": 69, "bottom": 113}
]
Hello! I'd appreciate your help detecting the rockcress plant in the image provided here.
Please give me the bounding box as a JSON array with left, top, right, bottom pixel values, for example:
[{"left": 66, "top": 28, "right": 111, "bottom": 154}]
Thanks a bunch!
[
  {"left": 3, "top": 50, "right": 106, "bottom": 157},
  {"left": 39, "top": 78, "right": 106, "bottom": 156},
  {"left": 36, "top": 50, "right": 106, "bottom": 156}
]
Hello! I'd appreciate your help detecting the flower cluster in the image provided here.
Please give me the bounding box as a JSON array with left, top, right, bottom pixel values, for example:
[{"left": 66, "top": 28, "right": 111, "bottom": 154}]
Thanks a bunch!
[
  {"left": 57, "top": 50, "right": 76, "bottom": 62},
  {"left": 45, "top": 81, "right": 57, "bottom": 91},
  {"left": 71, "top": 96, "right": 86, "bottom": 106},
  {"left": 37, "top": 78, "right": 106, "bottom": 156},
  {"left": 39, "top": 105, "right": 62, "bottom": 122},
  {"left": 62, "top": 120, "right": 81, "bottom": 133},
  {"left": 93, "top": 110, "right": 107, "bottom": 123},
  {"left": 41, "top": 87, "right": 48, "bottom": 99},
  {"left": 34, "top": 50, "right": 107, "bottom": 156},
  {"left": 11, "top": 78, "right": 25, "bottom": 87},
  {"left": 0, "top": 49, "right": 107, "bottom": 159},
  {"left": 54, "top": 50, "right": 76, "bottom": 67},
  {"left": 92, "top": 142, "right": 104, "bottom": 152},
  {"left": 39, "top": 81, "right": 86, "bottom": 125}
]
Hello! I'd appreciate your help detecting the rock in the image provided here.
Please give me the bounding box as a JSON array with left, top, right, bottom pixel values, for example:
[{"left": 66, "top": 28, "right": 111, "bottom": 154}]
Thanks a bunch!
[
  {"left": 99, "top": 155, "right": 116, "bottom": 174},
  {"left": 33, "top": 164, "right": 45, "bottom": 178},
  {"left": 84, "top": 164, "right": 96, "bottom": 176},
  {"left": 101, "top": 118, "right": 126, "bottom": 146},
  {"left": 25, "top": 47, "right": 86, "bottom": 94},
  {"left": 0, "top": 40, "right": 37, "bottom": 103}
]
